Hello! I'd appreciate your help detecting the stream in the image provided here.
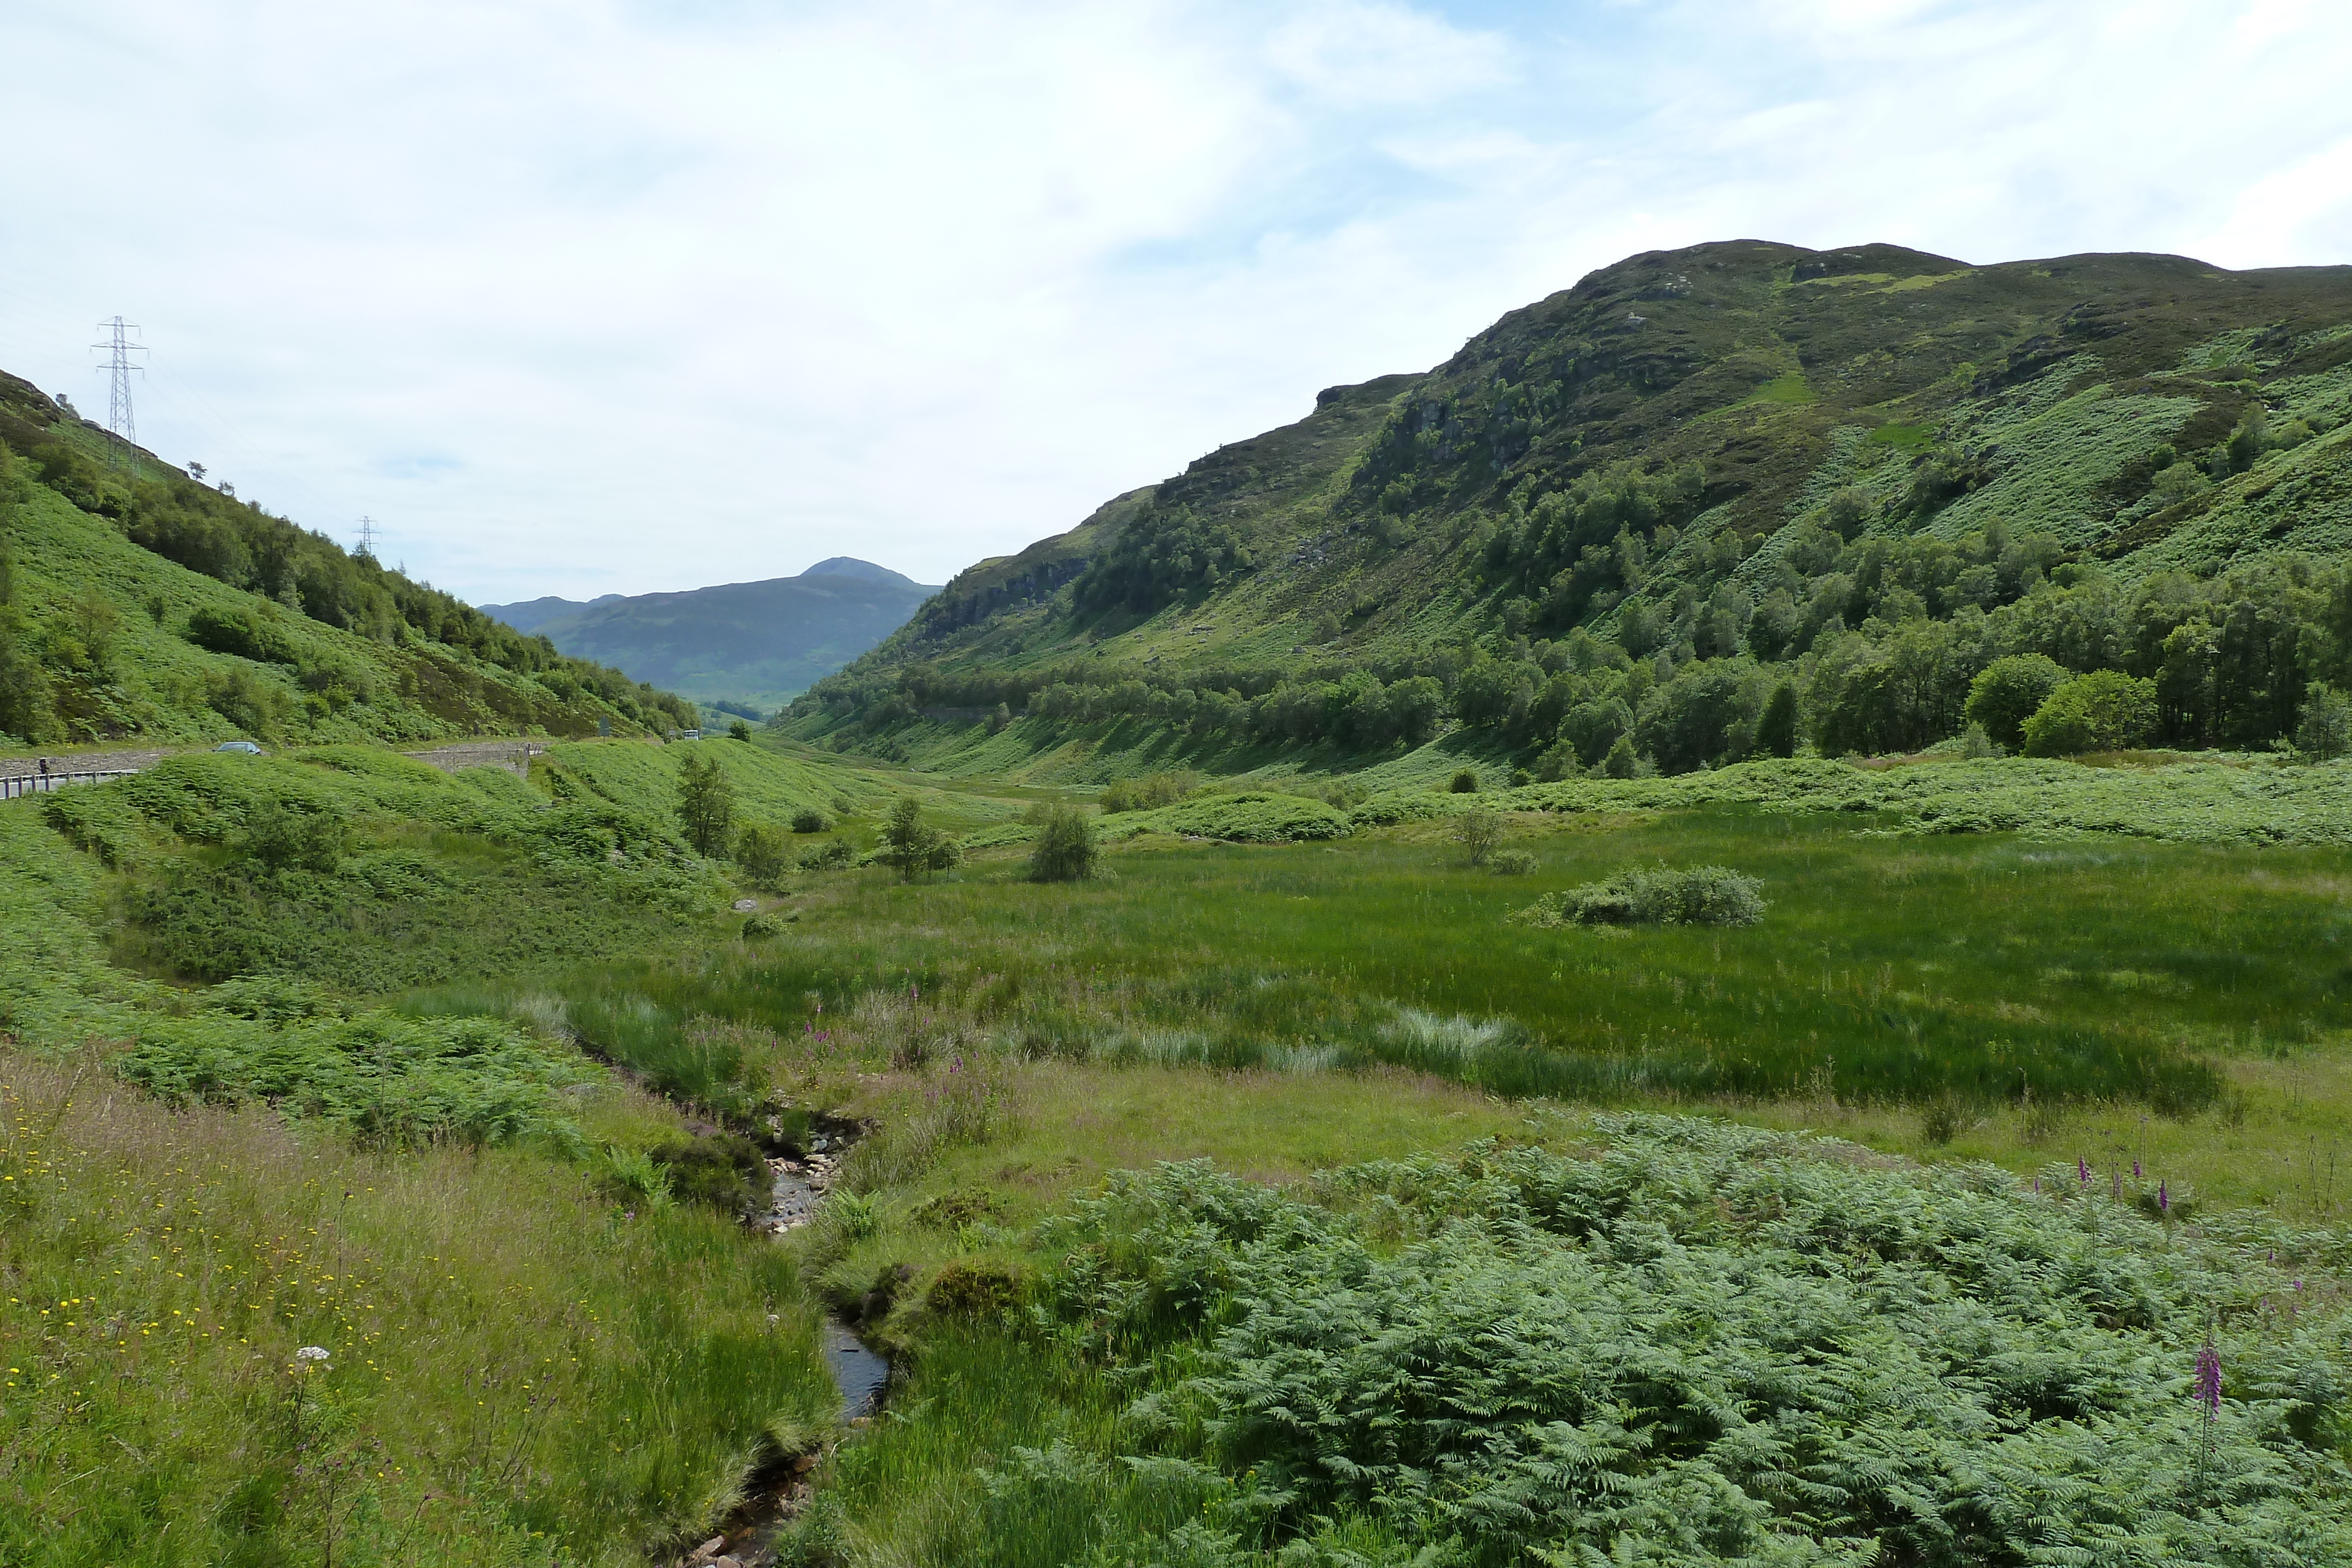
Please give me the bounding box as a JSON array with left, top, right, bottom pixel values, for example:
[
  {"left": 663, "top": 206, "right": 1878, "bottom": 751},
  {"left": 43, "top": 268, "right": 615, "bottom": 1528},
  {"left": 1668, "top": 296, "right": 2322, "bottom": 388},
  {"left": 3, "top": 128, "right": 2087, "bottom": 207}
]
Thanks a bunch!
[
  {"left": 670, "top": 1132, "right": 890, "bottom": 1566},
  {"left": 761, "top": 1152, "right": 891, "bottom": 1421}
]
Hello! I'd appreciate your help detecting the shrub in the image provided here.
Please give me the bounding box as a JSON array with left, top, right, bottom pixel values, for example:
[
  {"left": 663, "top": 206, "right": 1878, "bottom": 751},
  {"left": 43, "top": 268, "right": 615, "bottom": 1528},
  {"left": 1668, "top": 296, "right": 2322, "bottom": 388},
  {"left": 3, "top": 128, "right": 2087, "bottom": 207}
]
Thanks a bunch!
[
  {"left": 880, "top": 797, "right": 960, "bottom": 880},
  {"left": 236, "top": 797, "right": 344, "bottom": 874},
  {"left": 797, "top": 838, "right": 857, "bottom": 871},
  {"left": 728, "top": 718, "right": 753, "bottom": 741},
  {"left": 735, "top": 821, "right": 791, "bottom": 885},
  {"left": 1516, "top": 863, "right": 1766, "bottom": 928},
  {"left": 1508, "top": 767, "right": 1532, "bottom": 788},
  {"left": 205, "top": 666, "right": 290, "bottom": 738},
  {"left": 1448, "top": 768, "right": 1480, "bottom": 793},
  {"left": 2021, "top": 670, "right": 2157, "bottom": 757},
  {"left": 597, "top": 1144, "right": 677, "bottom": 1212},
  {"left": 790, "top": 807, "right": 828, "bottom": 834},
  {"left": 1453, "top": 808, "right": 1502, "bottom": 867},
  {"left": 185, "top": 604, "right": 297, "bottom": 664},
  {"left": 1917, "top": 1092, "right": 1970, "bottom": 1145},
  {"left": 741, "top": 912, "right": 784, "bottom": 939},
  {"left": 1134, "top": 793, "right": 1351, "bottom": 843},
  {"left": 910, "top": 1190, "right": 1008, "bottom": 1229},
  {"left": 1489, "top": 848, "right": 1538, "bottom": 876},
  {"left": 1100, "top": 771, "right": 1197, "bottom": 813},
  {"left": 1966, "top": 654, "right": 2069, "bottom": 751},
  {"left": 1027, "top": 804, "right": 1099, "bottom": 882},
  {"left": 1601, "top": 735, "right": 1639, "bottom": 778},
  {"left": 924, "top": 1259, "right": 1026, "bottom": 1318},
  {"left": 1533, "top": 740, "right": 1581, "bottom": 781}
]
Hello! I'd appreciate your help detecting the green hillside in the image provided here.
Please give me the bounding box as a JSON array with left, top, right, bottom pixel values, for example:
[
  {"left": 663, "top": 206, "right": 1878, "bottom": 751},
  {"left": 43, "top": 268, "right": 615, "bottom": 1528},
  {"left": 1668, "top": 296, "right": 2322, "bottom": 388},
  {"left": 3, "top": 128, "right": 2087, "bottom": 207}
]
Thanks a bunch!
[
  {"left": 0, "top": 372, "right": 694, "bottom": 750},
  {"left": 483, "top": 560, "right": 940, "bottom": 715},
  {"left": 787, "top": 241, "right": 2352, "bottom": 778}
]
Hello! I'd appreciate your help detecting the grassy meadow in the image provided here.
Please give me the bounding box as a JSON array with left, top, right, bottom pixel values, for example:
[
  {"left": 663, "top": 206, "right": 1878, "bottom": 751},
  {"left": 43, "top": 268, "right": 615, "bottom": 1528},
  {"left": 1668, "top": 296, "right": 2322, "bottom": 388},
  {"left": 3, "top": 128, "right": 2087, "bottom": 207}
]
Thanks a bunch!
[{"left": 494, "top": 795, "right": 2350, "bottom": 1199}]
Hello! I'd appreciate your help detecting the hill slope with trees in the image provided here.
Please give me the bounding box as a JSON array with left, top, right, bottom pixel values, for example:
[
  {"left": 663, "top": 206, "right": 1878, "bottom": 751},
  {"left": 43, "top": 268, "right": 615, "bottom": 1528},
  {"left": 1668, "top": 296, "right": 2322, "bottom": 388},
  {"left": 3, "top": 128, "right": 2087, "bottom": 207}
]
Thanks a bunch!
[
  {"left": 786, "top": 240, "right": 2352, "bottom": 776},
  {"left": 0, "top": 371, "right": 694, "bottom": 748}
]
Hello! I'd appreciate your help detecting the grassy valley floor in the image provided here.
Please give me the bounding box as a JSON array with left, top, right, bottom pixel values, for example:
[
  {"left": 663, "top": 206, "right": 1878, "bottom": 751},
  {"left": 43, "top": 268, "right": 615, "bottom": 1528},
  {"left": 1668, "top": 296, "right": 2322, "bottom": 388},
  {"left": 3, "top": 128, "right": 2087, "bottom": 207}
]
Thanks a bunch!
[{"left": 2, "top": 734, "right": 2350, "bottom": 1563}]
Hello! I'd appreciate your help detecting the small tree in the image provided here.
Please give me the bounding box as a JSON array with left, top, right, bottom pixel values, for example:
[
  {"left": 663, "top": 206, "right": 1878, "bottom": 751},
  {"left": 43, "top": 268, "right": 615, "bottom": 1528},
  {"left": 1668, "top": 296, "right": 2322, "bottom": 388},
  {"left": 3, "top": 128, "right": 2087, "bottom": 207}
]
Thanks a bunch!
[
  {"left": 790, "top": 807, "right": 828, "bottom": 834},
  {"left": 1449, "top": 768, "right": 1480, "bottom": 794},
  {"left": 1601, "top": 735, "right": 1639, "bottom": 778},
  {"left": 1027, "top": 804, "right": 1098, "bottom": 882},
  {"left": 735, "top": 822, "right": 790, "bottom": 886},
  {"left": 728, "top": 718, "right": 753, "bottom": 742},
  {"left": 1454, "top": 807, "right": 1502, "bottom": 867},
  {"left": 2298, "top": 681, "right": 2352, "bottom": 761},
  {"left": 880, "top": 797, "right": 961, "bottom": 881},
  {"left": 676, "top": 750, "right": 736, "bottom": 857}
]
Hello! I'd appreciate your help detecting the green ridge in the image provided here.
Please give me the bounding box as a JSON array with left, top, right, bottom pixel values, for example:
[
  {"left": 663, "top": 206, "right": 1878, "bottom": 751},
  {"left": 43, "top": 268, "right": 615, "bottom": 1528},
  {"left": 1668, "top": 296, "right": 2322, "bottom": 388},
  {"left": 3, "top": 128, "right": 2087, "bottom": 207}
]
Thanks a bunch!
[
  {"left": 0, "top": 372, "right": 696, "bottom": 748},
  {"left": 784, "top": 240, "right": 2352, "bottom": 781}
]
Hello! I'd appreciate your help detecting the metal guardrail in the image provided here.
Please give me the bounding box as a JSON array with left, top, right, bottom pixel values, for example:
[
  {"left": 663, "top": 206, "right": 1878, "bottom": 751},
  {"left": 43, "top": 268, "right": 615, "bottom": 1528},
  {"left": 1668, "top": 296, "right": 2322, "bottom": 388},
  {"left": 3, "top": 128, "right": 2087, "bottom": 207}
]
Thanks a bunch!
[{"left": 1, "top": 769, "right": 141, "bottom": 801}]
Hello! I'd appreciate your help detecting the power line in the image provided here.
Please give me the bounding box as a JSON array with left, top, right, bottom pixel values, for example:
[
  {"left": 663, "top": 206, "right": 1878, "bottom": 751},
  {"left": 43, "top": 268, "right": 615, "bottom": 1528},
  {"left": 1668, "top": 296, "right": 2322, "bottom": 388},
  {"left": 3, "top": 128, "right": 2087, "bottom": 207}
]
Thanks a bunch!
[{"left": 89, "top": 316, "right": 146, "bottom": 473}]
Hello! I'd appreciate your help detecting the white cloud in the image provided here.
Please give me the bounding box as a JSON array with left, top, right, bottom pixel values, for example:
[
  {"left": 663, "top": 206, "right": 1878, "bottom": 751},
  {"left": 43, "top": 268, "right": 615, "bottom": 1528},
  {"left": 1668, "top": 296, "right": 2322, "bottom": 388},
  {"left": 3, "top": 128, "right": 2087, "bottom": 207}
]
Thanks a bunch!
[
  {"left": 1, "top": 0, "right": 2348, "bottom": 603},
  {"left": 1267, "top": 1, "right": 1510, "bottom": 106}
]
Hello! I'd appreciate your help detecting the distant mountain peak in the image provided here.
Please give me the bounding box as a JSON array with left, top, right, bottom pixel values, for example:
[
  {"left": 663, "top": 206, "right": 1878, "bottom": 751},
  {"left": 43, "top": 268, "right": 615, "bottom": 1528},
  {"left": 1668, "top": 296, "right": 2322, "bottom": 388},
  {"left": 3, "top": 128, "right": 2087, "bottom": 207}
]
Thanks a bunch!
[{"left": 801, "top": 557, "right": 920, "bottom": 588}]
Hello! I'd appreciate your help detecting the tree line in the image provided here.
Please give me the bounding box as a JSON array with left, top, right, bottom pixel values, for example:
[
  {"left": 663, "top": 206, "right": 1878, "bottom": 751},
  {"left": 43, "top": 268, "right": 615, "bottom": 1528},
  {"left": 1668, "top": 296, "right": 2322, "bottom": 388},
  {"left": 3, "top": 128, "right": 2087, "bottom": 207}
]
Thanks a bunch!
[{"left": 793, "top": 542, "right": 2352, "bottom": 773}]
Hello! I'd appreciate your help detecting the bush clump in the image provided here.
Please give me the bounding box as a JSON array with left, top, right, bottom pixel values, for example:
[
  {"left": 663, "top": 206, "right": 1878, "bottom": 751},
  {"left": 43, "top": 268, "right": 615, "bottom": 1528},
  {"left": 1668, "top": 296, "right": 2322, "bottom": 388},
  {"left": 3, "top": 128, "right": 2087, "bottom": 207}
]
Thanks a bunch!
[
  {"left": 1130, "top": 792, "right": 1351, "bottom": 844},
  {"left": 909, "top": 1189, "right": 1008, "bottom": 1229},
  {"left": 734, "top": 821, "right": 791, "bottom": 885},
  {"left": 797, "top": 838, "right": 857, "bottom": 871},
  {"left": 1027, "top": 803, "right": 1099, "bottom": 881},
  {"left": 924, "top": 1259, "right": 1027, "bottom": 1318},
  {"left": 235, "top": 796, "right": 345, "bottom": 874},
  {"left": 1098, "top": 771, "right": 1196, "bottom": 813},
  {"left": 1515, "top": 863, "right": 1765, "bottom": 928},
  {"left": 1454, "top": 807, "right": 1502, "bottom": 867}
]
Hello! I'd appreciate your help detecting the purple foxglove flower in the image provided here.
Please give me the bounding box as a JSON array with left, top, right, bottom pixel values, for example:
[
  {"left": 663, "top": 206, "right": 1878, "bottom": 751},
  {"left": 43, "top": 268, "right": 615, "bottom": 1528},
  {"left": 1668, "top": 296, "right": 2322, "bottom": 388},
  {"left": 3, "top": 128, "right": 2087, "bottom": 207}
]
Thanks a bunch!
[
  {"left": 2133, "top": 1159, "right": 2143, "bottom": 1178},
  {"left": 2196, "top": 1342, "right": 2221, "bottom": 1417},
  {"left": 2160, "top": 1181, "right": 2170, "bottom": 1214}
]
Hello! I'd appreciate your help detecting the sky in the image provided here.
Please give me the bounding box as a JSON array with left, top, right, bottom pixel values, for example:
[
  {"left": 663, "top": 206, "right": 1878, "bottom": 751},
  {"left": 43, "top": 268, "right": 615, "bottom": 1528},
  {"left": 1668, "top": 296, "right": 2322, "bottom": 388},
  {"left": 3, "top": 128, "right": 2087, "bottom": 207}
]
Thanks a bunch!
[{"left": 3, "top": 1, "right": 2350, "bottom": 604}]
